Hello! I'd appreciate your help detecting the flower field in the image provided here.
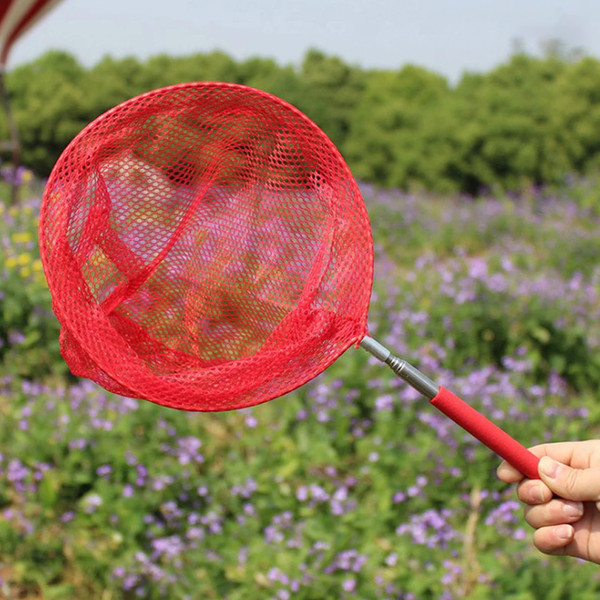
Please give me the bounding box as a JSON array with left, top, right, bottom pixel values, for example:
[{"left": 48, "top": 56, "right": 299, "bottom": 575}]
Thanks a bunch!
[{"left": 2, "top": 176, "right": 600, "bottom": 598}]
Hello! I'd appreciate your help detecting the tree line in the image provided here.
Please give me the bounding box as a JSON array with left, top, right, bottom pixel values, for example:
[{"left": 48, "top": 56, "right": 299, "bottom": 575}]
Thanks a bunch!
[{"left": 4, "top": 46, "right": 600, "bottom": 194}]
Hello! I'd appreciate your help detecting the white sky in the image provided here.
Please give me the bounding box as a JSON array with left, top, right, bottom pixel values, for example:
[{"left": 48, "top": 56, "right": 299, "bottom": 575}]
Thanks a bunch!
[{"left": 7, "top": 0, "right": 599, "bottom": 81}]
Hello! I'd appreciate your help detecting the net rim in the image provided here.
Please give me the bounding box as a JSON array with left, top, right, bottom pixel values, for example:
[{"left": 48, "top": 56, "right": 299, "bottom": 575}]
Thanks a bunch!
[{"left": 39, "top": 81, "right": 375, "bottom": 410}]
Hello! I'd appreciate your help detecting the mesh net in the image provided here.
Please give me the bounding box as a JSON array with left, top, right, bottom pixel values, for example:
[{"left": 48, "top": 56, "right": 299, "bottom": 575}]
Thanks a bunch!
[{"left": 39, "top": 82, "right": 373, "bottom": 411}]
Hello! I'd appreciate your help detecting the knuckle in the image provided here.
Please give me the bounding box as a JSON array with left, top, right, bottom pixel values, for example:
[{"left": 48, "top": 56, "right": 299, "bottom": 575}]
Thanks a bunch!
[
  {"left": 533, "top": 532, "right": 552, "bottom": 553},
  {"left": 562, "top": 468, "right": 580, "bottom": 496},
  {"left": 518, "top": 481, "right": 548, "bottom": 504},
  {"left": 533, "top": 528, "right": 563, "bottom": 555},
  {"left": 523, "top": 506, "right": 537, "bottom": 527},
  {"left": 558, "top": 466, "right": 600, "bottom": 502}
]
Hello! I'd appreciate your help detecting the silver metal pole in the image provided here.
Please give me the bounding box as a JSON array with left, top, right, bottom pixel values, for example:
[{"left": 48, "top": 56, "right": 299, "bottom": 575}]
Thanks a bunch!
[{"left": 359, "top": 335, "right": 438, "bottom": 400}]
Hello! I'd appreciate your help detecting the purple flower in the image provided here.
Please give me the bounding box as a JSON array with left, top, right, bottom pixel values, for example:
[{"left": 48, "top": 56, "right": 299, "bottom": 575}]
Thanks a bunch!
[
  {"left": 393, "top": 491, "right": 406, "bottom": 504},
  {"left": 176, "top": 436, "right": 204, "bottom": 465},
  {"left": 122, "top": 575, "right": 138, "bottom": 591},
  {"left": 484, "top": 500, "right": 520, "bottom": 528},
  {"left": 396, "top": 509, "right": 457, "bottom": 549},
  {"left": 151, "top": 474, "right": 174, "bottom": 491},
  {"left": 112, "top": 566, "right": 126, "bottom": 578},
  {"left": 231, "top": 478, "right": 257, "bottom": 499},
  {"left": 8, "top": 331, "right": 26, "bottom": 345},
  {"left": 375, "top": 394, "right": 394, "bottom": 411},
  {"left": 151, "top": 535, "right": 185, "bottom": 560},
  {"left": 407, "top": 485, "right": 420, "bottom": 497},
  {"left": 342, "top": 578, "right": 356, "bottom": 592},
  {"left": 7, "top": 459, "right": 28, "bottom": 483},
  {"left": 385, "top": 553, "right": 398, "bottom": 566},
  {"left": 83, "top": 493, "right": 103, "bottom": 513},
  {"left": 97, "top": 465, "right": 112, "bottom": 478},
  {"left": 267, "top": 567, "right": 283, "bottom": 582},
  {"left": 441, "top": 560, "right": 463, "bottom": 585},
  {"left": 296, "top": 486, "right": 309, "bottom": 501},
  {"left": 325, "top": 550, "right": 367, "bottom": 574},
  {"left": 309, "top": 484, "right": 329, "bottom": 502},
  {"left": 186, "top": 527, "right": 205, "bottom": 541},
  {"left": 200, "top": 511, "right": 223, "bottom": 534}
]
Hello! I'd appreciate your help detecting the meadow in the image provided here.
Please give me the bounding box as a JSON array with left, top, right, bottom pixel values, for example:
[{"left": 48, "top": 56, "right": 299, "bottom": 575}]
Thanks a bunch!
[{"left": 2, "top": 174, "right": 600, "bottom": 599}]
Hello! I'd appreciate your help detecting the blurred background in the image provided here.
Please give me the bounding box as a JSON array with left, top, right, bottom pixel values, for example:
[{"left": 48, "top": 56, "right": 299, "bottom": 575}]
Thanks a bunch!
[{"left": 2, "top": 1, "right": 600, "bottom": 598}]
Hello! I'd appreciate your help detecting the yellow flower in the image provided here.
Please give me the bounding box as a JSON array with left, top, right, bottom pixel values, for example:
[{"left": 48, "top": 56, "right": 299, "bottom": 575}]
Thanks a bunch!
[
  {"left": 22, "top": 170, "right": 33, "bottom": 184},
  {"left": 20, "top": 266, "right": 31, "bottom": 278},
  {"left": 11, "top": 231, "right": 32, "bottom": 244},
  {"left": 5, "top": 256, "right": 17, "bottom": 268},
  {"left": 17, "top": 253, "right": 31, "bottom": 265},
  {"left": 32, "top": 259, "right": 43, "bottom": 272}
]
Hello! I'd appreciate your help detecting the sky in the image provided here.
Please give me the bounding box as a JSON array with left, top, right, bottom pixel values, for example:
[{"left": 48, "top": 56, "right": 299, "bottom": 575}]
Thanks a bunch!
[{"left": 7, "top": 0, "right": 600, "bottom": 81}]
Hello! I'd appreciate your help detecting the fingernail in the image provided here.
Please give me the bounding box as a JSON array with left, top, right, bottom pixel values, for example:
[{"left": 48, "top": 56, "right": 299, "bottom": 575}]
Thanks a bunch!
[
  {"left": 539, "top": 456, "right": 559, "bottom": 479},
  {"left": 556, "top": 524, "right": 574, "bottom": 540},
  {"left": 563, "top": 501, "right": 584, "bottom": 518}
]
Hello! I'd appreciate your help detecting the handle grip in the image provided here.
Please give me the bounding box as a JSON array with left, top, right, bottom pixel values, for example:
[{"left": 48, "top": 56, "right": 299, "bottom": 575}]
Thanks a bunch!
[{"left": 431, "top": 386, "right": 540, "bottom": 480}]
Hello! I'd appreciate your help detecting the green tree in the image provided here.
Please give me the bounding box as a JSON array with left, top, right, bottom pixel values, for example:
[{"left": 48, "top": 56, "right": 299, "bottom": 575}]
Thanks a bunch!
[
  {"left": 297, "top": 49, "right": 367, "bottom": 151},
  {"left": 85, "top": 56, "right": 145, "bottom": 117},
  {"left": 238, "top": 56, "right": 303, "bottom": 107},
  {"left": 7, "top": 51, "right": 89, "bottom": 174},
  {"left": 344, "top": 65, "right": 454, "bottom": 191},
  {"left": 552, "top": 57, "right": 600, "bottom": 173},
  {"left": 452, "top": 54, "right": 571, "bottom": 193},
  {"left": 6, "top": 47, "right": 600, "bottom": 193}
]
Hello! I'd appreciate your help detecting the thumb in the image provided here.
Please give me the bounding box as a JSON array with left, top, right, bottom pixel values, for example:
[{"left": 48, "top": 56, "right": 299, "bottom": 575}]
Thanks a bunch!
[{"left": 539, "top": 456, "right": 600, "bottom": 502}]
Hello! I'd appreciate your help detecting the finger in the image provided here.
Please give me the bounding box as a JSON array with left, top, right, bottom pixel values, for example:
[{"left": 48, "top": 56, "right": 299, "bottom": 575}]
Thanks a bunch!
[
  {"left": 522, "top": 443, "right": 576, "bottom": 461},
  {"left": 539, "top": 456, "right": 600, "bottom": 502},
  {"left": 517, "top": 479, "right": 553, "bottom": 505},
  {"left": 533, "top": 524, "right": 574, "bottom": 556},
  {"left": 496, "top": 460, "right": 524, "bottom": 483},
  {"left": 524, "top": 500, "right": 584, "bottom": 528},
  {"left": 497, "top": 442, "right": 584, "bottom": 483},
  {"left": 528, "top": 440, "right": 600, "bottom": 467}
]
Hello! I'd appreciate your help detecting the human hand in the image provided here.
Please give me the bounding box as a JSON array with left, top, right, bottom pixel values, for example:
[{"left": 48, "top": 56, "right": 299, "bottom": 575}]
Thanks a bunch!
[{"left": 497, "top": 440, "right": 600, "bottom": 564}]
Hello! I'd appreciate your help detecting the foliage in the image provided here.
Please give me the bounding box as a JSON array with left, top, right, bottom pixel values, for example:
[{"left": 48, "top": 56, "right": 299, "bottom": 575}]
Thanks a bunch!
[
  {"left": 5, "top": 48, "right": 600, "bottom": 194},
  {"left": 2, "top": 179, "right": 600, "bottom": 598},
  {"left": 345, "top": 66, "right": 454, "bottom": 191},
  {"left": 0, "top": 172, "right": 63, "bottom": 380}
]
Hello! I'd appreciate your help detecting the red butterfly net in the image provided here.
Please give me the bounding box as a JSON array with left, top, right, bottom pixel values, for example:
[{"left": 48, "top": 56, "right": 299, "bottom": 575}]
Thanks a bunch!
[
  {"left": 39, "top": 82, "right": 373, "bottom": 412},
  {"left": 40, "top": 81, "right": 541, "bottom": 479}
]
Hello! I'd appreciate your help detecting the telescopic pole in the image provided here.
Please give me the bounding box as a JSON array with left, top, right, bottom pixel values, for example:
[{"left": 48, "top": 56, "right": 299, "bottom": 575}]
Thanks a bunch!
[{"left": 360, "top": 335, "right": 540, "bottom": 479}]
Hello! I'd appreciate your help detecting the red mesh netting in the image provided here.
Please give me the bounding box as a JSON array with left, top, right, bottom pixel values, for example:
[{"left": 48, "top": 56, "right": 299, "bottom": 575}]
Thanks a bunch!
[{"left": 39, "top": 82, "right": 373, "bottom": 411}]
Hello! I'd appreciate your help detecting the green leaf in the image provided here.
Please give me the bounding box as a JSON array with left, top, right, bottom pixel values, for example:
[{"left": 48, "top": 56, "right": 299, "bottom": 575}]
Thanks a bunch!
[{"left": 38, "top": 471, "right": 60, "bottom": 509}]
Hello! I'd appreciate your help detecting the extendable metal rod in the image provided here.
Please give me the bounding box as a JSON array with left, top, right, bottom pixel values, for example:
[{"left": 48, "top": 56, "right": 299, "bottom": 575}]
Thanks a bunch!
[
  {"left": 359, "top": 334, "right": 542, "bottom": 480},
  {"left": 359, "top": 336, "right": 438, "bottom": 399}
]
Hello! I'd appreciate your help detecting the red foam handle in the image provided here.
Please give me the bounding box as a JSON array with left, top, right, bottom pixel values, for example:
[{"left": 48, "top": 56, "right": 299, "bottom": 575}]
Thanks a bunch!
[{"left": 431, "top": 386, "right": 540, "bottom": 480}]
